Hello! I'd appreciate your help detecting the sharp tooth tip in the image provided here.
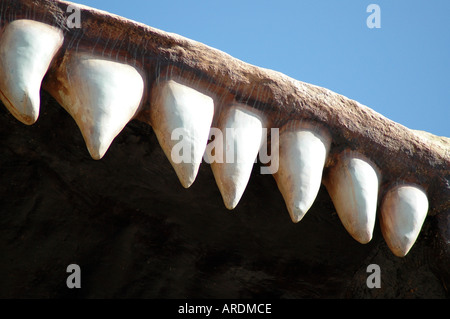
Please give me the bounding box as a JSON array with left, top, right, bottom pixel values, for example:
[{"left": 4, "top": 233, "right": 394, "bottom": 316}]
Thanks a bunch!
[
  {"left": 354, "top": 232, "right": 373, "bottom": 244},
  {"left": 225, "top": 203, "right": 237, "bottom": 210},
  {"left": 388, "top": 244, "right": 411, "bottom": 257},
  {"left": 178, "top": 179, "right": 192, "bottom": 189},
  {"left": 223, "top": 196, "right": 239, "bottom": 210},
  {"left": 291, "top": 216, "right": 303, "bottom": 224},
  {"left": 216, "top": 183, "right": 242, "bottom": 210},
  {"left": 173, "top": 164, "right": 200, "bottom": 189},
  {"left": 345, "top": 223, "right": 376, "bottom": 244},
  {"left": 90, "top": 153, "right": 104, "bottom": 161},
  {"left": 383, "top": 234, "right": 419, "bottom": 258},
  {"left": 289, "top": 206, "right": 307, "bottom": 223},
  {"left": 179, "top": 176, "right": 195, "bottom": 189},
  {"left": 5, "top": 96, "right": 40, "bottom": 125},
  {"left": 87, "top": 149, "right": 104, "bottom": 160},
  {"left": 395, "top": 251, "right": 409, "bottom": 258},
  {"left": 20, "top": 115, "right": 38, "bottom": 125},
  {"left": 86, "top": 141, "right": 109, "bottom": 160},
  {"left": 383, "top": 231, "right": 418, "bottom": 257},
  {"left": 181, "top": 183, "right": 192, "bottom": 189}
]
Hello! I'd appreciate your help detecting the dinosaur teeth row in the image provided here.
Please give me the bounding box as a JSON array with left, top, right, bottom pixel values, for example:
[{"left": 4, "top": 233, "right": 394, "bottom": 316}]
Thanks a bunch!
[{"left": 0, "top": 19, "right": 429, "bottom": 257}]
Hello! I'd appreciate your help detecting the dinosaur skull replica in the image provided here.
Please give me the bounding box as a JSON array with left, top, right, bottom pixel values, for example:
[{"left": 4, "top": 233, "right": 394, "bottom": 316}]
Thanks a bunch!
[{"left": 0, "top": 0, "right": 448, "bottom": 298}]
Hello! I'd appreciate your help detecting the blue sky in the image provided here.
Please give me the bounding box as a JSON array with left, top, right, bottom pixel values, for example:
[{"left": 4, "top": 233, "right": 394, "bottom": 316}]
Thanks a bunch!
[{"left": 75, "top": 0, "right": 449, "bottom": 137}]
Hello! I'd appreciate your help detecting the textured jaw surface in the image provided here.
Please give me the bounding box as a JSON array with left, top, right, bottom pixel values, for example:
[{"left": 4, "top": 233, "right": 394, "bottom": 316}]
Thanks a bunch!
[{"left": 0, "top": 0, "right": 448, "bottom": 298}]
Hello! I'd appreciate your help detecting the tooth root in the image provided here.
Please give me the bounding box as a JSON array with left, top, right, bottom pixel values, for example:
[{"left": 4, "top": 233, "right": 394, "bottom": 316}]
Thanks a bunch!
[
  {"left": 273, "top": 121, "right": 331, "bottom": 223},
  {"left": 150, "top": 80, "right": 214, "bottom": 188},
  {"left": 325, "top": 152, "right": 380, "bottom": 244},
  {"left": 0, "top": 20, "right": 64, "bottom": 125},
  {"left": 380, "top": 184, "right": 429, "bottom": 257},
  {"left": 49, "top": 53, "right": 144, "bottom": 160},
  {"left": 208, "top": 104, "right": 266, "bottom": 210}
]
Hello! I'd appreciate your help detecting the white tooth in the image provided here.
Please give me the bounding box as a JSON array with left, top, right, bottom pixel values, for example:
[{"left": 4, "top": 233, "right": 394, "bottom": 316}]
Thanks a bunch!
[
  {"left": 208, "top": 104, "right": 266, "bottom": 209},
  {"left": 150, "top": 80, "right": 214, "bottom": 188},
  {"left": 53, "top": 53, "right": 144, "bottom": 160},
  {"left": 380, "top": 184, "right": 429, "bottom": 257},
  {"left": 273, "top": 121, "right": 331, "bottom": 223},
  {"left": 324, "top": 152, "right": 380, "bottom": 244},
  {"left": 0, "top": 20, "right": 63, "bottom": 124}
]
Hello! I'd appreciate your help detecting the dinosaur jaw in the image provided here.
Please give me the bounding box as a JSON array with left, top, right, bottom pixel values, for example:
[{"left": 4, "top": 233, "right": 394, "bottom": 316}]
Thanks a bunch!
[{"left": 0, "top": 0, "right": 448, "bottom": 297}]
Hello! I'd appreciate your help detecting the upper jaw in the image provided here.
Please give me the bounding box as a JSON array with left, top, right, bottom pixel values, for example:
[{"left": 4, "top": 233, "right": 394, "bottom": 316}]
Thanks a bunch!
[{"left": 0, "top": 0, "right": 448, "bottom": 259}]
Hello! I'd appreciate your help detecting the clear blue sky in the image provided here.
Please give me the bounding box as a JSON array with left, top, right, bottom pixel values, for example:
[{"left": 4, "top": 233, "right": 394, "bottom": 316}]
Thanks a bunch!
[{"left": 75, "top": 0, "right": 449, "bottom": 137}]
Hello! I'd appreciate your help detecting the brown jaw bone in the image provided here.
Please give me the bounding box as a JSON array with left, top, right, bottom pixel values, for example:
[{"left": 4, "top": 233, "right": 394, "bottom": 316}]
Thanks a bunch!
[{"left": 0, "top": 0, "right": 448, "bottom": 257}]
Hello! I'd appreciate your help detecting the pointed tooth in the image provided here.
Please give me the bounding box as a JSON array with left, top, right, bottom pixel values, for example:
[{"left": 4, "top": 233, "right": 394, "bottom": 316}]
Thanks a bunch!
[
  {"left": 150, "top": 80, "right": 214, "bottom": 188},
  {"left": 273, "top": 121, "right": 331, "bottom": 223},
  {"left": 380, "top": 184, "right": 429, "bottom": 257},
  {"left": 49, "top": 53, "right": 144, "bottom": 160},
  {"left": 208, "top": 104, "right": 266, "bottom": 209},
  {"left": 324, "top": 152, "right": 380, "bottom": 244},
  {"left": 0, "top": 20, "right": 63, "bottom": 125}
]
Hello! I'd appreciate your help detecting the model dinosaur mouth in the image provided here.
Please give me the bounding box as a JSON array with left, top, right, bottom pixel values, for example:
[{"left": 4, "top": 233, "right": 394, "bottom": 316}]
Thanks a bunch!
[{"left": 0, "top": 0, "right": 448, "bottom": 267}]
